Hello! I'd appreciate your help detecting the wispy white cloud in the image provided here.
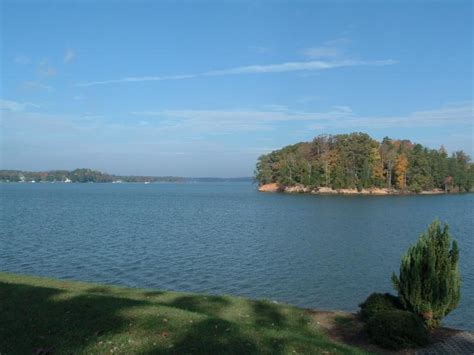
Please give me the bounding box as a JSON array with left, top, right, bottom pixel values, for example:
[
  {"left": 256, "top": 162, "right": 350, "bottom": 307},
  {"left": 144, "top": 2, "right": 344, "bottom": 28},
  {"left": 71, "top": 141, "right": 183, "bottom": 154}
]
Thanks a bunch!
[
  {"left": 4, "top": 101, "right": 469, "bottom": 139},
  {"left": 0, "top": 99, "right": 40, "bottom": 112},
  {"left": 64, "top": 49, "right": 76, "bottom": 63},
  {"left": 77, "top": 59, "right": 398, "bottom": 87},
  {"left": 78, "top": 74, "right": 199, "bottom": 86},
  {"left": 321, "top": 103, "right": 474, "bottom": 129},
  {"left": 332, "top": 105, "right": 352, "bottom": 113},
  {"left": 133, "top": 102, "right": 473, "bottom": 133},
  {"left": 301, "top": 37, "right": 351, "bottom": 59},
  {"left": 132, "top": 109, "right": 278, "bottom": 133},
  {"left": 21, "top": 81, "right": 54, "bottom": 92}
]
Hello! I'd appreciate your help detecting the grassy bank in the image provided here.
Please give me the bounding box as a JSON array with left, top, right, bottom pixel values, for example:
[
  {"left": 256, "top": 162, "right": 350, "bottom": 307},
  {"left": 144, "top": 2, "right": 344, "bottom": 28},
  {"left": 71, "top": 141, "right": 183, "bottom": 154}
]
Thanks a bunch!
[{"left": 0, "top": 272, "right": 367, "bottom": 354}]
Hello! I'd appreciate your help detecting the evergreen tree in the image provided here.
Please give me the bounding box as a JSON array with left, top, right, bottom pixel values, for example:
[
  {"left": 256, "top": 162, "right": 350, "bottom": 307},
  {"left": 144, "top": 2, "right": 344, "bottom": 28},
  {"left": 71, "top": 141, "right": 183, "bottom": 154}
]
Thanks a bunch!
[{"left": 392, "top": 220, "right": 461, "bottom": 328}]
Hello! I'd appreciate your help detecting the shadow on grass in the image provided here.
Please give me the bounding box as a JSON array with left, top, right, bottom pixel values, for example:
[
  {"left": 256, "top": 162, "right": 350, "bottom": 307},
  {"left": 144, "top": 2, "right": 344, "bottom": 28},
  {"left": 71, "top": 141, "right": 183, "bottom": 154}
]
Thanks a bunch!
[
  {"left": 0, "top": 281, "right": 148, "bottom": 354},
  {"left": 86, "top": 286, "right": 113, "bottom": 294},
  {"left": 252, "top": 300, "right": 286, "bottom": 328},
  {"left": 148, "top": 318, "right": 260, "bottom": 355},
  {"left": 0, "top": 280, "right": 356, "bottom": 354},
  {"left": 330, "top": 314, "right": 371, "bottom": 348},
  {"left": 166, "top": 294, "right": 230, "bottom": 317},
  {"left": 143, "top": 290, "right": 165, "bottom": 297}
]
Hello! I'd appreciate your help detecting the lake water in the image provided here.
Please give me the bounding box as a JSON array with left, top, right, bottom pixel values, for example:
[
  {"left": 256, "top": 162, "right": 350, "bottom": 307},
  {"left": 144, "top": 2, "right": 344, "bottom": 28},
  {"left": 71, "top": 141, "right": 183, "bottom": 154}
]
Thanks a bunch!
[{"left": 1, "top": 183, "right": 473, "bottom": 330}]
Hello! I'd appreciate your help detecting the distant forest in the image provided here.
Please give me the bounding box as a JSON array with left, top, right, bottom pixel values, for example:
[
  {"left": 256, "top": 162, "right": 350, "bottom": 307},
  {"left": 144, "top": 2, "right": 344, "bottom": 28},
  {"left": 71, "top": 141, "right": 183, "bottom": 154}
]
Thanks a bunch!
[
  {"left": 0, "top": 169, "right": 183, "bottom": 183},
  {"left": 0, "top": 169, "right": 252, "bottom": 183},
  {"left": 255, "top": 133, "right": 473, "bottom": 192}
]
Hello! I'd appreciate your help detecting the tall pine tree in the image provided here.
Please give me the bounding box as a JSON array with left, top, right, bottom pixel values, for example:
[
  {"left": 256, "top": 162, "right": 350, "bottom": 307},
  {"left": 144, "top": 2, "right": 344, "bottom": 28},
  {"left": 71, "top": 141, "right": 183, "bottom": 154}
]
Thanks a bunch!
[{"left": 392, "top": 220, "right": 461, "bottom": 328}]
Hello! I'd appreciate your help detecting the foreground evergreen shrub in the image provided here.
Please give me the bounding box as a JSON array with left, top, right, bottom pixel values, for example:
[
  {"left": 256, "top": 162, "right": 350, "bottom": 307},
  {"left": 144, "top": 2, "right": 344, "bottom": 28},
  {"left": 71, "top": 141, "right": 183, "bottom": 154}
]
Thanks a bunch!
[
  {"left": 358, "top": 293, "right": 402, "bottom": 321},
  {"left": 392, "top": 220, "right": 461, "bottom": 328},
  {"left": 366, "top": 310, "right": 428, "bottom": 350}
]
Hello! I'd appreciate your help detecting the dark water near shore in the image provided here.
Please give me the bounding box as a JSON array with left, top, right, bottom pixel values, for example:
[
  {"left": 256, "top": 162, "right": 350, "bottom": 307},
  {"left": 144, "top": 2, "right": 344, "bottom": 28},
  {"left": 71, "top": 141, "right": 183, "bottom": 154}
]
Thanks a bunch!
[{"left": 1, "top": 183, "right": 473, "bottom": 330}]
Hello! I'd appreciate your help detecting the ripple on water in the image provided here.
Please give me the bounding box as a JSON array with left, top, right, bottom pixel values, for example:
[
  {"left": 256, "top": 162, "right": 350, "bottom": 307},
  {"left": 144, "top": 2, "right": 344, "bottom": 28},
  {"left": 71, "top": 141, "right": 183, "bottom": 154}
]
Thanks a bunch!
[{"left": 0, "top": 183, "right": 473, "bottom": 330}]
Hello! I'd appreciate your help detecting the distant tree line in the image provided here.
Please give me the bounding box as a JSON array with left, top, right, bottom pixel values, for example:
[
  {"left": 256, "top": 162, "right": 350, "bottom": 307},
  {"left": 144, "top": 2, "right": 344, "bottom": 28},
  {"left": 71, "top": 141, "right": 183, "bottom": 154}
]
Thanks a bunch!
[
  {"left": 255, "top": 133, "right": 473, "bottom": 192},
  {"left": 0, "top": 169, "right": 184, "bottom": 183}
]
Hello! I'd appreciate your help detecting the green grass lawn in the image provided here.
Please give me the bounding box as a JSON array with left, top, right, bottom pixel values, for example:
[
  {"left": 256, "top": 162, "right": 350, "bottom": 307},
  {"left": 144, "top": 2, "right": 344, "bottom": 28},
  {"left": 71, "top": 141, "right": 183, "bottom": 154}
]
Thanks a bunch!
[{"left": 0, "top": 272, "right": 368, "bottom": 354}]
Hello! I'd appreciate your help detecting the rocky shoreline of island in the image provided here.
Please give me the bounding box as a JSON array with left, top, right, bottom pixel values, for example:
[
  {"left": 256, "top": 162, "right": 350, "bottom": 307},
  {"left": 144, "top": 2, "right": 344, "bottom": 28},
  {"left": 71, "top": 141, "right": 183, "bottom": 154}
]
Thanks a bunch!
[{"left": 258, "top": 182, "right": 453, "bottom": 195}]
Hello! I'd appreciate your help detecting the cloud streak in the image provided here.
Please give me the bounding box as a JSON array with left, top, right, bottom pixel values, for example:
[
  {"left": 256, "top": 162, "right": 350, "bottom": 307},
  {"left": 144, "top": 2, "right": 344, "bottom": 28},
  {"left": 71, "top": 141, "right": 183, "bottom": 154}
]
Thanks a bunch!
[
  {"left": 3, "top": 101, "right": 470, "bottom": 137},
  {"left": 326, "top": 103, "right": 474, "bottom": 129},
  {"left": 21, "top": 81, "right": 54, "bottom": 92},
  {"left": 133, "top": 102, "right": 473, "bottom": 132},
  {"left": 301, "top": 38, "right": 352, "bottom": 59},
  {"left": 0, "top": 99, "right": 40, "bottom": 112},
  {"left": 77, "top": 59, "right": 398, "bottom": 87}
]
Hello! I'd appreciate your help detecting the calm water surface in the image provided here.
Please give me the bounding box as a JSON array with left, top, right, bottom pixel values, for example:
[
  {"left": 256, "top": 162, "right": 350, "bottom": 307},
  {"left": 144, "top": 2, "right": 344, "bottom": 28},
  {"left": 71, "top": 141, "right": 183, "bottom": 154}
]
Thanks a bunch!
[{"left": 1, "top": 183, "right": 473, "bottom": 330}]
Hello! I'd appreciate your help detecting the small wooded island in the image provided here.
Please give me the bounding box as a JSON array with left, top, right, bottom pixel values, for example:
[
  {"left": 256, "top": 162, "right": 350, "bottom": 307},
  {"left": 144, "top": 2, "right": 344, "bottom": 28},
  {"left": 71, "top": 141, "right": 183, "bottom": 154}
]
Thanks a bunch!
[{"left": 255, "top": 132, "right": 473, "bottom": 195}]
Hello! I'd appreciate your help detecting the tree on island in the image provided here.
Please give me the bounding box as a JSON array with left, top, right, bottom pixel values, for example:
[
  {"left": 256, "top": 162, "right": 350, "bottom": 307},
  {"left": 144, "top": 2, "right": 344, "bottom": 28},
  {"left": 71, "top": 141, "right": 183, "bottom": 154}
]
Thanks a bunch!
[{"left": 255, "top": 132, "right": 474, "bottom": 192}]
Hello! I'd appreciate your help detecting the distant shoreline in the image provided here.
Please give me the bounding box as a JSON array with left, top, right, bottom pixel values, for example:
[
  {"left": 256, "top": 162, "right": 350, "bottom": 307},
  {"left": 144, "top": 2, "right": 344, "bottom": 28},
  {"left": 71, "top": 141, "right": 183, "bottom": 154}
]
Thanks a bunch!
[
  {"left": 0, "top": 168, "right": 253, "bottom": 184},
  {"left": 0, "top": 179, "right": 253, "bottom": 184}
]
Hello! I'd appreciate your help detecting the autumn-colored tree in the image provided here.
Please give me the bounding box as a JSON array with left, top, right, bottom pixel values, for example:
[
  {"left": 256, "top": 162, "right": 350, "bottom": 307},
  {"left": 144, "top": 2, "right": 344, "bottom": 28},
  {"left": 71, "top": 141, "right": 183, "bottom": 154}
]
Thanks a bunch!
[
  {"left": 395, "top": 154, "right": 409, "bottom": 190},
  {"left": 370, "top": 147, "right": 384, "bottom": 185}
]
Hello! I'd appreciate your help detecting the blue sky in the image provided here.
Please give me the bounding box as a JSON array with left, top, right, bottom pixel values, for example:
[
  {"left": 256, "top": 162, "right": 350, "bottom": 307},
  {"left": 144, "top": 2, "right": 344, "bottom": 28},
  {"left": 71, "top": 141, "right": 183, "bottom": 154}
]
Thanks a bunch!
[{"left": 1, "top": 1, "right": 472, "bottom": 177}]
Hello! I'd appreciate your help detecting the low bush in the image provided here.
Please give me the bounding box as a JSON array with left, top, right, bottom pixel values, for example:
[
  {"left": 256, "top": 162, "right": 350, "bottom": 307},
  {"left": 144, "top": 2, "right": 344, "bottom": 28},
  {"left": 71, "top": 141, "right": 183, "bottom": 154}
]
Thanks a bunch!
[
  {"left": 366, "top": 310, "right": 428, "bottom": 350},
  {"left": 358, "top": 292, "right": 402, "bottom": 321}
]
